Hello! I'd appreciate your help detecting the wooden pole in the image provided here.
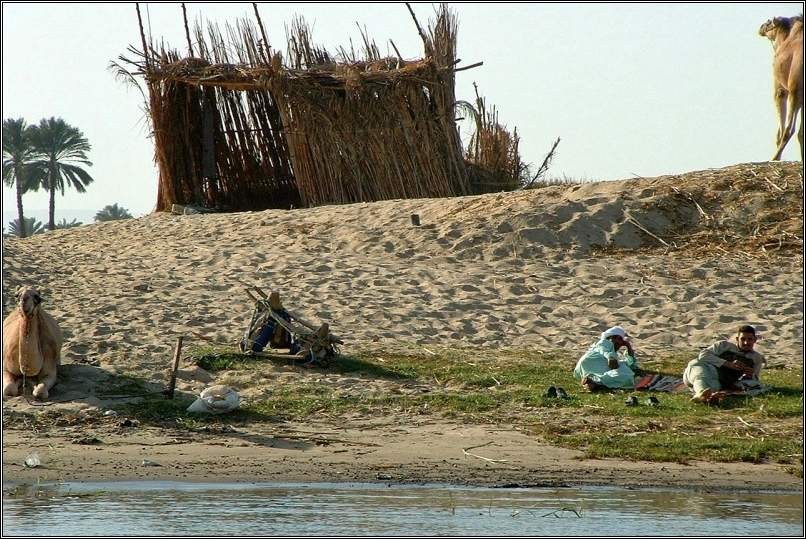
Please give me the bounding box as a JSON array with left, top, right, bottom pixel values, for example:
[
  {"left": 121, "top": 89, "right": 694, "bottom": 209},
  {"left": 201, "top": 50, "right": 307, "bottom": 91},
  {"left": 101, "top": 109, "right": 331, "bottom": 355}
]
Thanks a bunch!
[
  {"left": 252, "top": 3, "right": 271, "bottom": 60},
  {"left": 135, "top": 3, "right": 150, "bottom": 70},
  {"left": 182, "top": 3, "right": 194, "bottom": 57},
  {"left": 405, "top": 3, "right": 430, "bottom": 55},
  {"left": 166, "top": 336, "right": 184, "bottom": 399}
]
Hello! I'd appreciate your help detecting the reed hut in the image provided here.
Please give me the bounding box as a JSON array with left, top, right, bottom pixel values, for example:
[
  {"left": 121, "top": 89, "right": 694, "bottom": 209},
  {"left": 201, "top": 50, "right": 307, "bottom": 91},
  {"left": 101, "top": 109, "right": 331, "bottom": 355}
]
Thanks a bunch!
[{"left": 120, "top": 4, "right": 524, "bottom": 212}]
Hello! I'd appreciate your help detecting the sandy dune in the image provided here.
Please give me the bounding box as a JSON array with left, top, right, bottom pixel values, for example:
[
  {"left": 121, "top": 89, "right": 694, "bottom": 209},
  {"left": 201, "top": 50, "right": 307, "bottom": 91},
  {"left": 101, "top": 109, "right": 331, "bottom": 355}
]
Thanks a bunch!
[{"left": 2, "top": 162, "right": 802, "bottom": 380}]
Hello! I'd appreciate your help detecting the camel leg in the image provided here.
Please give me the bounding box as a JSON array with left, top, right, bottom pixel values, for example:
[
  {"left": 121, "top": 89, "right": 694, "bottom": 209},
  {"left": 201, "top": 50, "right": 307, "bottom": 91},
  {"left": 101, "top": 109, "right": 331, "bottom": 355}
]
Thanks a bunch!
[
  {"left": 32, "top": 361, "right": 58, "bottom": 400},
  {"left": 798, "top": 111, "right": 804, "bottom": 161},
  {"left": 3, "top": 370, "right": 21, "bottom": 397},
  {"left": 773, "top": 96, "right": 798, "bottom": 160},
  {"left": 774, "top": 88, "right": 787, "bottom": 148}
]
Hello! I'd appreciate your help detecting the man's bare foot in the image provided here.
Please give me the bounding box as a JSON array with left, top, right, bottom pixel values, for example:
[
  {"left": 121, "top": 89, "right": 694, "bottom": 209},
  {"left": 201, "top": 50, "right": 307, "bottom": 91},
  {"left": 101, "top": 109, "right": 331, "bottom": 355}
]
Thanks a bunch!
[
  {"left": 692, "top": 388, "right": 727, "bottom": 404},
  {"left": 581, "top": 377, "right": 604, "bottom": 392}
]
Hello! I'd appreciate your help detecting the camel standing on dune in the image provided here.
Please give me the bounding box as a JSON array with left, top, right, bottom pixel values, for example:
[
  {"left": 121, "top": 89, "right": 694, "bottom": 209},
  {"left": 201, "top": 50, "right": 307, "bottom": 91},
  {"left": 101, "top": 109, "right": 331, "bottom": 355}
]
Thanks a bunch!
[
  {"left": 3, "top": 286, "right": 63, "bottom": 400},
  {"left": 759, "top": 15, "right": 804, "bottom": 161}
]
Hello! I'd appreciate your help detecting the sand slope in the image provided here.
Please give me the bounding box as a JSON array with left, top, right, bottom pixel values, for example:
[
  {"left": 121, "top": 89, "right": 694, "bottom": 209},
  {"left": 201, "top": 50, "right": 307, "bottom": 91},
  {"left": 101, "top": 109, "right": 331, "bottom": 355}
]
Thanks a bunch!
[{"left": 2, "top": 162, "right": 802, "bottom": 379}]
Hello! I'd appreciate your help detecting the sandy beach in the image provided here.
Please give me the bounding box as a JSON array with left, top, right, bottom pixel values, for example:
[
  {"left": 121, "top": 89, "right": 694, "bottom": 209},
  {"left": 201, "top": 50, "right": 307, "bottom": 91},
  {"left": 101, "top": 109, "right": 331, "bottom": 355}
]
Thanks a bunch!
[{"left": 2, "top": 161, "right": 803, "bottom": 491}]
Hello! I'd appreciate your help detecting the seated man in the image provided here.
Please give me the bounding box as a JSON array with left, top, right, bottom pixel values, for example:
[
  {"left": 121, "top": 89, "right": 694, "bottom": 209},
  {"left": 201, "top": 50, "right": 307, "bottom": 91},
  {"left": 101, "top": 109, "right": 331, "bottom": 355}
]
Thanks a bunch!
[
  {"left": 243, "top": 291, "right": 299, "bottom": 354},
  {"left": 683, "top": 324, "right": 765, "bottom": 404},
  {"left": 573, "top": 326, "right": 639, "bottom": 390}
]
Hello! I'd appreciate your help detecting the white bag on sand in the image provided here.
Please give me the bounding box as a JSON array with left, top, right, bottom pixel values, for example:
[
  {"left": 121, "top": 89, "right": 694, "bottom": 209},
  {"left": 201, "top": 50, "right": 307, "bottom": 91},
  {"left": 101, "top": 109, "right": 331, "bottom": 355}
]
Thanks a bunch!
[{"left": 186, "top": 385, "right": 240, "bottom": 414}]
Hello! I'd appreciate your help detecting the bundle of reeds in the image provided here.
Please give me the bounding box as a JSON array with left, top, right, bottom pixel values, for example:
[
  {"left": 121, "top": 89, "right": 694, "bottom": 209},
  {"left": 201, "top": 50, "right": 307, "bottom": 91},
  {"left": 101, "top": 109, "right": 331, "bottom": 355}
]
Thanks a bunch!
[
  {"left": 122, "top": 3, "right": 522, "bottom": 211},
  {"left": 144, "top": 19, "right": 298, "bottom": 212},
  {"left": 265, "top": 7, "right": 470, "bottom": 206},
  {"left": 463, "top": 84, "right": 525, "bottom": 194}
]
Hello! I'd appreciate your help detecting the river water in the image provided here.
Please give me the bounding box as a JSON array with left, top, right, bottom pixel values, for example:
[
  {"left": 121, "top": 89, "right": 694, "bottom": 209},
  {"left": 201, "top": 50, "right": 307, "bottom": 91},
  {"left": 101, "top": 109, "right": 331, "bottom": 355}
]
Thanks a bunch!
[{"left": 2, "top": 481, "right": 802, "bottom": 536}]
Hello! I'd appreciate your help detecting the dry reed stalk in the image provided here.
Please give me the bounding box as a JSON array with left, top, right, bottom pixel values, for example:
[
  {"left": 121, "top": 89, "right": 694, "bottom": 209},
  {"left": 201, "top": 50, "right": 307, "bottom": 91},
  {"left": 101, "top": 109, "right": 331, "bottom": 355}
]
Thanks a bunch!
[{"left": 462, "top": 80, "right": 526, "bottom": 194}]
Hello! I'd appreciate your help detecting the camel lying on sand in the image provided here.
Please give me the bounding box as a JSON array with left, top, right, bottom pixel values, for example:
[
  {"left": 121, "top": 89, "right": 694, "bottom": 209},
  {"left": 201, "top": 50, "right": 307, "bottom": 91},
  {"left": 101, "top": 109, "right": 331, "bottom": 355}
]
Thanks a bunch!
[
  {"left": 3, "top": 286, "right": 63, "bottom": 400},
  {"left": 759, "top": 15, "right": 804, "bottom": 161}
]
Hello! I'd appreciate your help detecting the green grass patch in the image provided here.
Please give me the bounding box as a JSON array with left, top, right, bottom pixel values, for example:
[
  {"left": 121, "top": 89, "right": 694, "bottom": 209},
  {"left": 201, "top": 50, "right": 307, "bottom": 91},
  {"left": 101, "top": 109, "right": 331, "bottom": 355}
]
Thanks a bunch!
[
  {"left": 189, "top": 346, "right": 266, "bottom": 372},
  {"left": 120, "top": 346, "right": 802, "bottom": 471},
  {"left": 547, "top": 430, "right": 802, "bottom": 464}
]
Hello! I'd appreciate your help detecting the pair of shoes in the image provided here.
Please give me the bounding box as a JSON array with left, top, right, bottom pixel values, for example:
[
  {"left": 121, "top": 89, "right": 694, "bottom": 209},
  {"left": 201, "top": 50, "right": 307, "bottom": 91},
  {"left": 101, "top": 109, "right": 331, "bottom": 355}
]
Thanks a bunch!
[
  {"left": 626, "top": 395, "right": 660, "bottom": 407},
  {"left": 543, "top": 386, "right": 569, "bottom": 399}
]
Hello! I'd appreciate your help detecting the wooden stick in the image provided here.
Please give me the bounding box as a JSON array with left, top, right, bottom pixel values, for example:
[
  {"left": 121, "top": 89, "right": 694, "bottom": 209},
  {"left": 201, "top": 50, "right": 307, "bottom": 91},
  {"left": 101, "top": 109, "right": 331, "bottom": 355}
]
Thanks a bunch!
[
  {"left": 462, "top": 441, "right": 493, "bottom": 451},
  {"left": 166, "top": 336, "right": 184, "bottom": 399},
  {"left": 763, "top": 176, "right": 785, "bottom": 192},
  {"left": 462, "top": 446, "right": 508, "bottom": 464},
  {"left": 181, "top": 3, "right": 194, "bottom": 57},
  {"left": 135, "top": 3, "right": 151, "bottom": 70},
  {"left": 627, "top": 217, "right": 674, "bottom": 248},
  {"left": 670, "top": 186, "right": 710, "bottom": 219},
  {"left": 541, "top": 508, "right": 582, "bottom": 518},
  {"left": 270, "top": 312, "right": 343, "bottom": 345},
  {"left": 452, "top": 61, "right": 483, "bottom": 73},
  {"left": 405, "top": 3, "right": 429, "bottom": 52},
  {"left": 284, "top": 309, "right": 322, "bottom": 332},
  {"left": 252, "top": 3, "right": 271, "bottom": 58},
  {"left": 389, "top": 39, "right": 404, "bottom": 64},
  {"left": 738, "top": 415, "right": 768, "bottom": 434}
]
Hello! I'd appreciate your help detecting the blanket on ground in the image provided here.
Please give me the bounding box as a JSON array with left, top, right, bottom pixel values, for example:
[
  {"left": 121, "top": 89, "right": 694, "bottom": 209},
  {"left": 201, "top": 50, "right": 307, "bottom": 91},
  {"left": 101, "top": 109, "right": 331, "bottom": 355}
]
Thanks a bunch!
[
  {"left": 634, "top": 374, "right": 770, "bottom": 396},
  {"left": 635, "top": 374, "right": 687, "bottom": 393}
]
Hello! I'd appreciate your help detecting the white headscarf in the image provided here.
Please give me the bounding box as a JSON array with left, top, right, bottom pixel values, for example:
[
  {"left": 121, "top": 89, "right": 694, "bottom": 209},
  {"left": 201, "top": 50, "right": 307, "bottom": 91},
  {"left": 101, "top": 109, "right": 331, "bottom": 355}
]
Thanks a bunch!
[{"left": 600, "top": 326, "right": 628, "bottom": 341}]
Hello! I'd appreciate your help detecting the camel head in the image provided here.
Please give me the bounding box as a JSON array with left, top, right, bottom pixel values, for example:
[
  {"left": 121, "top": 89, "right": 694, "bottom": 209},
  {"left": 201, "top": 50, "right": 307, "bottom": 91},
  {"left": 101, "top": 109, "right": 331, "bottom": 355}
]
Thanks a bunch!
[
  {"left": 15, "top": 286, "right": 42, "bottom": 318},
  {"left": 759, "top": 16, "right": 801, "bottom": 41}
]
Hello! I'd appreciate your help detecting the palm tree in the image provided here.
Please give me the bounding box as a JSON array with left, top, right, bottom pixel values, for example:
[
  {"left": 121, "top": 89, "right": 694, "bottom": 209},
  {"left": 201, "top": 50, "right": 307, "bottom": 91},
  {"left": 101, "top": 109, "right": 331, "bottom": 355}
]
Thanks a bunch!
[
  {"left": 8, "top": 217, "right": 45, "bottom": 237},
  {"left": 2, "top": 118, "right": 38, "bottom": 237},
  {"left": 28, "top": 117, "right": 95, "bottom": 231},
  {"left": 55, "top": 218, "right": 83, "bottom": 229},
  {"left": 95, "top": 203, "right": 133, "bottom": 222}
]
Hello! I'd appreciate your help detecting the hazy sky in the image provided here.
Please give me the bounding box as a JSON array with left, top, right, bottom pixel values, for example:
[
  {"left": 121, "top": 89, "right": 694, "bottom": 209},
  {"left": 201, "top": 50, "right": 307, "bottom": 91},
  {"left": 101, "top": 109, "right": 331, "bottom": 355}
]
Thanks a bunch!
[{"left": 2, "top": 2, "right": 803, "bottom": 221}]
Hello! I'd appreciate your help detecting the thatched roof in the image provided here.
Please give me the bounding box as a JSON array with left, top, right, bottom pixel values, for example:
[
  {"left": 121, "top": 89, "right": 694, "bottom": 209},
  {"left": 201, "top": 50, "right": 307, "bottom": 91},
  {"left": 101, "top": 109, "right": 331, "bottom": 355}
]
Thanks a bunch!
[
  {"left": 146, "top": 56, "right": 446, "bottom": 91},
  {"left": 118, "top": 3, "right": 523, "bottom": 212}
]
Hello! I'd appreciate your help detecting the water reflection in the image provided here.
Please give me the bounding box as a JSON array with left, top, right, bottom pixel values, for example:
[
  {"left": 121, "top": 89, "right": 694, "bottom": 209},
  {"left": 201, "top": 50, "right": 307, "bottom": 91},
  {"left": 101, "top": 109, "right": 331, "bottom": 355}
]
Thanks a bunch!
[{"left": 3, "top": 482, "right": 803, "bottom": 536}]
